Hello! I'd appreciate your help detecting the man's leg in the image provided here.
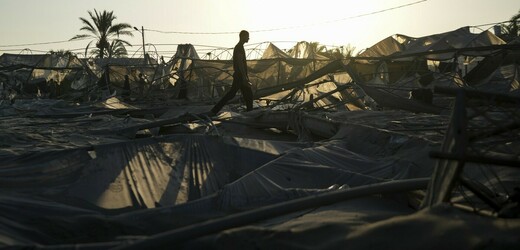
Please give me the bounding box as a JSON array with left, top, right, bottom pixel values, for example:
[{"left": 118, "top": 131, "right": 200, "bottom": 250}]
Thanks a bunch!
[
  {"left": 211, "top": 79, "right": 239, "bottom": 114},
  {"left": 240, "top": 82, "right": 254, "bottom": 111}
]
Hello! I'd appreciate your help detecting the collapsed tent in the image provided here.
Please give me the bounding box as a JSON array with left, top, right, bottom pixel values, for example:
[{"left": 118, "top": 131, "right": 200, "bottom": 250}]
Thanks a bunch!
[
  {"left": 0, "top": 53, "right": 97, "bottom": 98},
  {"left": 0, "top": 27, "right": 514, "bottom": 114},
  {"left": 1, "top": 25, "right": 520, "bottom": 249},
  {"left": 359, "top": 26, "right": 506, "bottom": 60},
  {"left": 0, "top": 135, "right": 304, "bottom": 210},
  {"left": 0, "top": 111, "right": 438, "bottom": 246},
  {"left": 1, "top": 105, "right": 518, "bottom": 248}
]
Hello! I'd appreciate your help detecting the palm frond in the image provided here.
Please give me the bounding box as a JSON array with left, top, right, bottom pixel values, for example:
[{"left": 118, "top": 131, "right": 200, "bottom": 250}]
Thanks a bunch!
[
  {"left": 70, "top": 34, "right": 92, "bottom": 41},
  {"left": 73, "top": 9, "right": 133, "bottom": 58},
  {"left": 108, "top": 40, "right": 129, "bottom": 58},
  {"left": 78, "top": 17, "right": 98, "bottom": 36},
  {"left": 113, "top": 38, "right": 132, "bottom": 47},
  {"left": 109, "top": 23, "right": 133, "bottom": 34},
  {"left": 84, "top": 41, "right": 93, "bottom": 57}
]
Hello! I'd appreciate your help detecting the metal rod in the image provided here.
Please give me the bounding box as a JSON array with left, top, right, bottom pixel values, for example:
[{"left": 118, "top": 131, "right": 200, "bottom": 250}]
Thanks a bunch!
[{"left": 113, "top": 178, "right": 429, "bottom": 250}]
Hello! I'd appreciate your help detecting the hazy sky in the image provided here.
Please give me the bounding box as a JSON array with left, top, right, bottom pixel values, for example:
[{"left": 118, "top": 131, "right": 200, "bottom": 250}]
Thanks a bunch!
[{"left": 0, "top": 0, "right": 519, "bottom": 58}]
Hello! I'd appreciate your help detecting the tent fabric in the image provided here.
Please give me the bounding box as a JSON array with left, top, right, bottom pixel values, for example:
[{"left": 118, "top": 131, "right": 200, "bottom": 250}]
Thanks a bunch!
[
  {"left": 474, "top": 63, "right": 520, "bottom": 94},
  {"left": 216, "top": 123, "right": 436, "bottom": 210},
  {"left": 464, "top": 50, "right": 520, "bottom": 85},
  {"left": 180, "top": 56, "right": 334, "bottom": 101},
  {"left": 356, "top": 82, "right": 444, "bottom": 114},
  {"left": 173, "top": 44, "right": 200, "bottom": 60},
  {"left": 0, "top": 135, "right": 303, "bottom": 210},
  {"left": 463, "top": 49, "right": 520, "bottom": 94},
  {"left": 154, "top": 41, "right": 339, "bottom": 102},
  {"left": 0, "top": 53, "right": 96, "bottom": 96},
  {"left": 260, "top": 43, "right": 291, "bottom": 59},
  {"left": 2, "top": 26, "right": 520, "bottom": 249},
  {"left": 0, "top": 148, "right": 91, "bottom": 190},
  {"left": 190, "top": 203, "right": 520, "bottom": 250},
  {"left": 360, "top": 27, "right": 506, "bottom": 61},
  {"left": 0, "top": 31, "right": 509, "bottom": 108},
  {"left": 358, "top": 36, "right": 404, "bottom": 58},
  {"left": 0, "top": 122, "right": 436, "bottom": 247},
  {"left": 88, "top": 57, "right": 158, "bottom": 68},
  {"left": 287, "top": 41, "right": 333, "bottom": 60},
  {"left": 395, "top": 27, "right": 505, "bottom": 60},
  {"left": 0, "top": 109, "right": 518, "bottom": 248},
  {"left": 0, "top": 194, "right": 106, "bottom": 245},
  {"left": 0, "top": 54, "right": 48, "bottom": 67}
]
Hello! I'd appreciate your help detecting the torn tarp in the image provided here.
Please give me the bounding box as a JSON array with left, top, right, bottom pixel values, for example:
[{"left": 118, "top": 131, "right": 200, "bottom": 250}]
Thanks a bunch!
[{"left": 0, "top": 135, "right": 304, "bottom": 210}]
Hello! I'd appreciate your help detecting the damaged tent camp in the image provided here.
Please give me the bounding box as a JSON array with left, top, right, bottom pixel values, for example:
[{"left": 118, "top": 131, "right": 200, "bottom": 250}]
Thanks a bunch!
[
  {"left": 1, "top": 26, "right": 520, "bottom": 249},
  {"left": 0, "top": 52, "right": 97, "bottom": 101}
]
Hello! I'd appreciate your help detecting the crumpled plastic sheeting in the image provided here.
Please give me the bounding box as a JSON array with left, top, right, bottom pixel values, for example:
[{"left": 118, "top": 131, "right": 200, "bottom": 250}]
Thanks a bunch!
[
  {"left": 217, "top": 133, "right": 434, "bottom": 211},
  {"left": 0, "top": 135, "right": 301, "bottom": 210},
  {"left": 0, "top": 195, "right": 105, "bottom": 246},
  {"left": 0, "top": 135, "right": 307, "bottom": 247},
  {"left": 216, "top": 122, "right": 520, "bottom": 212},
  {"left": 0, "top": 148, "right": 92, "bottom": 190},
  {"left": 66, "top": 135, "right": 300, "bottom": 209},
  {"left": 64, "top": 139, "right": 180, "bottom": 209},
  {"left": 189, "top": 203, "right": 520, "bottom": 250}
]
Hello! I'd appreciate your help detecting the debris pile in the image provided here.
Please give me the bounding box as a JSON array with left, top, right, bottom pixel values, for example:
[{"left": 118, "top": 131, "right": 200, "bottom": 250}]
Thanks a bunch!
[{"left": 1, "top": 27, "right": 519, "bottom": 249}]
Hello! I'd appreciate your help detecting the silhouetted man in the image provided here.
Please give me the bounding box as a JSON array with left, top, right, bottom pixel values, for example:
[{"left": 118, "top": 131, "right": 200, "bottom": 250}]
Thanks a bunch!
[{"left": 210, "top": 30, "right": 253, "bottom": 115}]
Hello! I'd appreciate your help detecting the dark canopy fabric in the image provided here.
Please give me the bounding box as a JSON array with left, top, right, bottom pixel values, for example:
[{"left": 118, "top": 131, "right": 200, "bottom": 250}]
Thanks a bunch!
[
  {"left": 360, "top": 27, "right": 506, "bottom": 60},
  {"left": 0, "top": 135, "right": 303, "bottom": 210},
  {"left": 0, "top": 126, "right": 434, "bottom": 247},
  {"left": 0, "top": 121, "right": 519, "bottom": 248}
]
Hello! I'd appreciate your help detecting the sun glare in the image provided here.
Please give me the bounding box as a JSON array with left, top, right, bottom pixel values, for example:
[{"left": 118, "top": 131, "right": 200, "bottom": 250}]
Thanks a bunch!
[{"left": 242, "top": 1, "right": 380, "bottom": 50}]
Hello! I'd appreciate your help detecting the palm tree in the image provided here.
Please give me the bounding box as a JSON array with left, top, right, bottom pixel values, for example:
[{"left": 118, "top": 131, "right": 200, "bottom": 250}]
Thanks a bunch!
[
  {"left": 326, "top": 44, "right": 357, "bottom": 59},
  {"left": 108, "top": 40, "right": 131, "bottom": 58},
  {"left": 70, "top": 9, "right": 133, "bottom": 58},
  {"left": 49, "top": 49, "right": 73, "bottom": 57},
  {"left": 308, "top": 42, "right": 328, "bottom": 58},
  {"left": 91, "top": 40, "right": 131, "bottom": 58},
  {"left": 287, "top": 41, "right": 327, "bottom": 59}
]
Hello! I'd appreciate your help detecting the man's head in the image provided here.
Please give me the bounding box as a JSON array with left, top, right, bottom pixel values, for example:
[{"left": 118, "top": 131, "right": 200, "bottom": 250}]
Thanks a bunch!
[{"left": 239, "top": 30, "right": 249, "bottom": 43}]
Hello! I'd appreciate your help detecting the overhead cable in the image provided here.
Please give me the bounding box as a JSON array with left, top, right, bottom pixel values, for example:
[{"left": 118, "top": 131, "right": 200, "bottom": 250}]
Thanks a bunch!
[
  {"left": 470, "top": 20, "right": 515, "bottom": 28},
  {"left": 145, "top": 0, "right": 429, "bottom": 35},
  {"left": 0, "top": 37, "right": 90, "bottom": 48}
]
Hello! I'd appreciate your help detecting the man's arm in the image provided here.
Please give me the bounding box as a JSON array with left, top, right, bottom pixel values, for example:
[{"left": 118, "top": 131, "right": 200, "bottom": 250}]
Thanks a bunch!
[
  {"left": 236, "top": 48, "right": 249, "bottom": 81},
  {"left": 238, "top": 63, "right": 249, "bottom": 82}
]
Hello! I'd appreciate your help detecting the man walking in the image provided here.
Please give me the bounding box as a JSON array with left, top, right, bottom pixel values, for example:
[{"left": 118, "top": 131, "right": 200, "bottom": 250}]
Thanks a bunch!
[{"left": 210, "top": 30, "right": 253, "bottom": 115}]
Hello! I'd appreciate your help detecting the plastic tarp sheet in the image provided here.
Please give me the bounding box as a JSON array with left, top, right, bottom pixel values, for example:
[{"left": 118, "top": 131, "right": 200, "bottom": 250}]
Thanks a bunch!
[
  {"left": 0, "top": 135, "right": 303, "bottom": 210},
  {"left": 160, "top": 42, "right": 336, "bottom": 101},
  {"left": 261, "top": 43, "right": 291, "bottom": 59},
  {"left": 287, "top": 41, "right": 334, "bottom": 60},
  {"left": 360, "top": 27, "right": 506, "bottom": 61},
  {"left": 1, "top": 54, "right": 48, "bottom": 67},
  {"left": 1, "top": 117, "right": 519, "bottom": 248},
  {"left": 217, "top": 124, "right": 436, "bottom": 210},
  {"left": 474, "top": 63, "right": 520, "bottom": 94},
  {"left": 0, "top": 53, "right": 96, "bottom": 94}
]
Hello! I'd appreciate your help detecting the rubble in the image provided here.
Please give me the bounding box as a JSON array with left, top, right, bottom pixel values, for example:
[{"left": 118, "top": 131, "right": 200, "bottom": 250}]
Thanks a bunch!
[{"left": 1, "top": 27, "right": 519, "bottom": 249}]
